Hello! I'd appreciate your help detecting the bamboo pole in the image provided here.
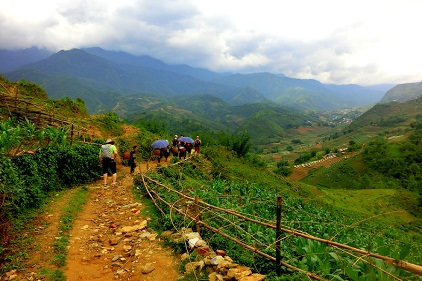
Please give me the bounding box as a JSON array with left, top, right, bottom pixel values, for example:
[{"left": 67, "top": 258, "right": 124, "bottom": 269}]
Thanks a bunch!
[
  {"left": 70, "top": 124, "right": 74, "bottom": 145},
  {"left": 195, "top": 195, "right": 200, "bottom": 234},
  {"left": 276, "top": 196, "right": 282, "bottom": 276}
]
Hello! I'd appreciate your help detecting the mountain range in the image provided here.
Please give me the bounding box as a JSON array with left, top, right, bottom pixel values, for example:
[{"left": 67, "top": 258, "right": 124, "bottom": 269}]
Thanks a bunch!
[
  {"left": 1, "top": 47, "right": 387, "bottom": 113},
  {"left": 2, "top": 47, "right": 421, "bottom": 144}
]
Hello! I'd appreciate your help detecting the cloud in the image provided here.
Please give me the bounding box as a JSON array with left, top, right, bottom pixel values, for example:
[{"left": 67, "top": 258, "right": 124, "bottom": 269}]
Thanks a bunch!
[{"left": 0, "top": 0, "right": 421, "bottom": 85}]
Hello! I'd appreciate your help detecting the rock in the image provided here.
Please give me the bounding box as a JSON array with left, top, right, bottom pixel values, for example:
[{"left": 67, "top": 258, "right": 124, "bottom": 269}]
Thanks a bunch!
[
  {"left": 139, "top": 231, "right": 151, "bottom": 239},
  {"left": 185, "top": 261, "right": 204, "bottom": 273},
  {"left": 208, "top": 272, "right": 218, "bottom": 281},
  {"left": 216, "top": 249, "right": 226, "bottom": 257},
  {"left": 234, "top": 267, "right": 253, "bottom": 280},
  {"left": 170, "top": 233, "right": 184, "bottom": 244},
  {"left": 210, "top": 255, "right": 225, "bottom": 265},
  {"left": 116, "top": 269, "right": 125, "bottom": 275},
  {"left": 188, "top": 237, "right": 200, "bottom": 248},
  {"left": 238, "top": 273, "right": 266, "bottom": 281},
  {"left": 81, "top": 225, "right": 89, "bottom": 230},
  {"left": 112, "top": 254, "right": 121, "bottom": 262},
  {"left": 160, "top": 230, "right": 174, "bottom": 238},
  {"left": 6, "top": 274, "right": 18, "bottom": 280},
  {"left": 196, "top": 246, "right": 211, "bottom": 255},
  {"left": 109, "top": 237, "right": 121, "bottom": 245},
  {"left": 198, "top": 260, "right": 205, "bottom": 271},
  {"left": 147, "top": 233, "right": 158, "bottom": 241},
  {"left": 224, "top": 256, "right": 233, "bottom": 263},
  {"left": 205, "top": 265, "right": 216, "bottom": 275},
  {"left": 5, "top": 270, "right": 17, "bottom": 277},
  {"left": 123, "top": 245, "right": 132, "bottom": 251},
  {"left": 180, "top": 227, "right": 193, "bottom": 234},
  {"left": 222, "top": 261, "right": 238, "bottom": 269},
  {"left": 120, "top": 220, "right": 147, "bottom": 233},
  {"left": 180, "top": 252, "right": 190, "bottom": 261},
  {"left": 227, "top": 268, "right": 238, "bottom": 278},
  {"left": 185, "top": 262, "right": 198, "bottom": 273},
  {"left": 125, "top": 203, "right": 141, "bottom": 208},
  {"left": 140, "top": 263, "right": 155, "bottom": 274},
  {"left": 195, "top": 239, "right": 207, "bottom": 247},
  {"left": 184, "top": 232, "right": 201, "bottom": 240}
]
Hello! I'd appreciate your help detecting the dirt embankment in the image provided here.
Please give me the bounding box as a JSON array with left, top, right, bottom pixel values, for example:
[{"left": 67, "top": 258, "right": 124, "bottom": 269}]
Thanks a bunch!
[{"left": 289, "top": 154, "right": 349, "bottom": 181}]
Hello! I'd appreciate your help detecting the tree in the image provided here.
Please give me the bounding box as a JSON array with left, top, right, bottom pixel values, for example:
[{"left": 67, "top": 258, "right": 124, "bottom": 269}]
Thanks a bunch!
[
  {"left": 275, "top": 160, "right": 292, "bottom": 176},
  {"left": 231, "top": 134, "right": 252, "bottom": 157}
]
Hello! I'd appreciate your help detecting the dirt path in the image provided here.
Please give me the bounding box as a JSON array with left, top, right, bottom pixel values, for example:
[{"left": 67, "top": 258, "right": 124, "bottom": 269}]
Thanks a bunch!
[
  {"left": 8, "top": 159, "right": 180, "bottom": 281},
  {"left": 65, "top": 160, "right": 180, "bottom": 281}
]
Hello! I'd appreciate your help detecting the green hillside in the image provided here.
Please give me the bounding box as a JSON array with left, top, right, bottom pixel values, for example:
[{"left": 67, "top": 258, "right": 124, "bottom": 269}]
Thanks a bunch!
[
  {"left": 1, "top": 75, "right": 422, "bottom": 281},
  {"left": 348, "top": 97, "right": 422, "bottom": 131},
  {"left": 140, "top": 146, "right": 422, "bottom": 280},
  {"left": 380, "top": 81, "right": 422, "bottom": 103},
  {"left": 118, "top": 94, "right": 323, "bottom": 145}
]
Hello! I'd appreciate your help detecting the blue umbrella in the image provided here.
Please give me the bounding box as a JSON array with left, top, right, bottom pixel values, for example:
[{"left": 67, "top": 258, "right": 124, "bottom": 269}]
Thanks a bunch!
[
  {"left": 178, "top": 136, "right": 194, "bottom": 143},
  {"left": 151, "top": 139, "right": 169, "bottom": 149}
]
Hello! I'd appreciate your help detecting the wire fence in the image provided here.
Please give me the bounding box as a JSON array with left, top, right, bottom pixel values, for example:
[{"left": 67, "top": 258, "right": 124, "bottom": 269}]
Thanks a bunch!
[{"left": 138, "top": 158, "right": 422, "bottom": 280}]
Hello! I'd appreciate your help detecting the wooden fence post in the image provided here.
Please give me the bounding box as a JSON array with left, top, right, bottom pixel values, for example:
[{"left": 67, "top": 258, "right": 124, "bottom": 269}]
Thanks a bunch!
[
  {"left": 195, "top": 195, "right": 201, "bottom": 234},
  {"left": 276, "top": 196, "right": 282, "bottom": 276},
  {"left": 70, "top": 124, "right": 74, "bottom": 145}
]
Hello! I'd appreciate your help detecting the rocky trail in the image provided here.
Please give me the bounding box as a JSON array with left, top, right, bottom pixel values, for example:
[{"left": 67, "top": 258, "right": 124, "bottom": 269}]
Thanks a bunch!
[{"left": 4, "top": 160, "right": 181, "bottom": 281}]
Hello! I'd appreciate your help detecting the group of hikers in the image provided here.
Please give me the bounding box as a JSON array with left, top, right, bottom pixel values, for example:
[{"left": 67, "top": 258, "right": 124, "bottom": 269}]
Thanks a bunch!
[
  {"left": 98, "top": 135, "right": 202, "bottom": 186},
  {"left": 155, "top": 135, "right": 202, "bottom": 163}
]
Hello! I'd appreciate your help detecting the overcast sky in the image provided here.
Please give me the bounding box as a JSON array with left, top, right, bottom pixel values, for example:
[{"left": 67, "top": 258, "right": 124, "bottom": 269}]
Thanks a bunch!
[{"left": 1, "top": 0, "right": 421, "bottom": 85}]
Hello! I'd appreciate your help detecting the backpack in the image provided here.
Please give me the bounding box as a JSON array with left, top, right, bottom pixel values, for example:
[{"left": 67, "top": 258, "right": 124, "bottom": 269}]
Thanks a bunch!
[{"left": 101, "top": 144, "right": 112, "bottom": 158}]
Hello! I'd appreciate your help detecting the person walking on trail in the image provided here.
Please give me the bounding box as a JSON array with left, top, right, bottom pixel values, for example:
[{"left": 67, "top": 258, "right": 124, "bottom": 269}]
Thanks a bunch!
[
  {"left": 194, "top": 136, "right": 202, "bottom": 154},
  {"left": 99, "top": 139, "right": 118, "bottom": 187},
  {"left": 172, "top": 135, "right": 178, "bottom": 147},
  {"left": 129, "top": 145, "right": 138, "bottom": 174}
]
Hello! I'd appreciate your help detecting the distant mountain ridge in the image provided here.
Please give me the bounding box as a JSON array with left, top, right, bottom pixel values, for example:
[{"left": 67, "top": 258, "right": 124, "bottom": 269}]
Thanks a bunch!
[
  {"left": 380, "top": 81, "right": 422, "bottom": 103},
  {"left": 82, "top": 47, "right": 227, "bottom": 82},
  {"left": 0, "top": 47, "right": 53, "bottom": 72},
  {"left": 1, "top": 47, "right": 387, "bottom": 112}
]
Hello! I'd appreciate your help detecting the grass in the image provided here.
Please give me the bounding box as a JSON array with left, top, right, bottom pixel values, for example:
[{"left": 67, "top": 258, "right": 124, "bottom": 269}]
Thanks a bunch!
[
  {"left": 318, "top": 188, "right": 417, "bottom": 224},
  {"left": 50, "top": 186, "right": 90, "bottom": 268},
  {"left": 39, "top": 268, "right": 66, "bottom": 281}
]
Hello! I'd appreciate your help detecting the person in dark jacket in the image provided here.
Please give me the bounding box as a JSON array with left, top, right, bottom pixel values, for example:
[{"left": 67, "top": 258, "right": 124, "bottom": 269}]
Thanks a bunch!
[{"left": 129, "top": 145, "right": 138, "bottom": 174}]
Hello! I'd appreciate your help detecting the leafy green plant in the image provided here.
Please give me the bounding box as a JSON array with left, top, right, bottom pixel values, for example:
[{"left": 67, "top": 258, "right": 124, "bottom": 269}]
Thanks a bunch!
[{"left": 138, "top": 147, "right": 422, "bottom": 281}]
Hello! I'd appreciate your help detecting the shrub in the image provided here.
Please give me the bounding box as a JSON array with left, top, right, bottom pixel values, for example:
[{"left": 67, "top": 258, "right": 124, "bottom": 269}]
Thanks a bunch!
[{"left": 1, "top": 144, "right": 101, "bottom": 218}]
